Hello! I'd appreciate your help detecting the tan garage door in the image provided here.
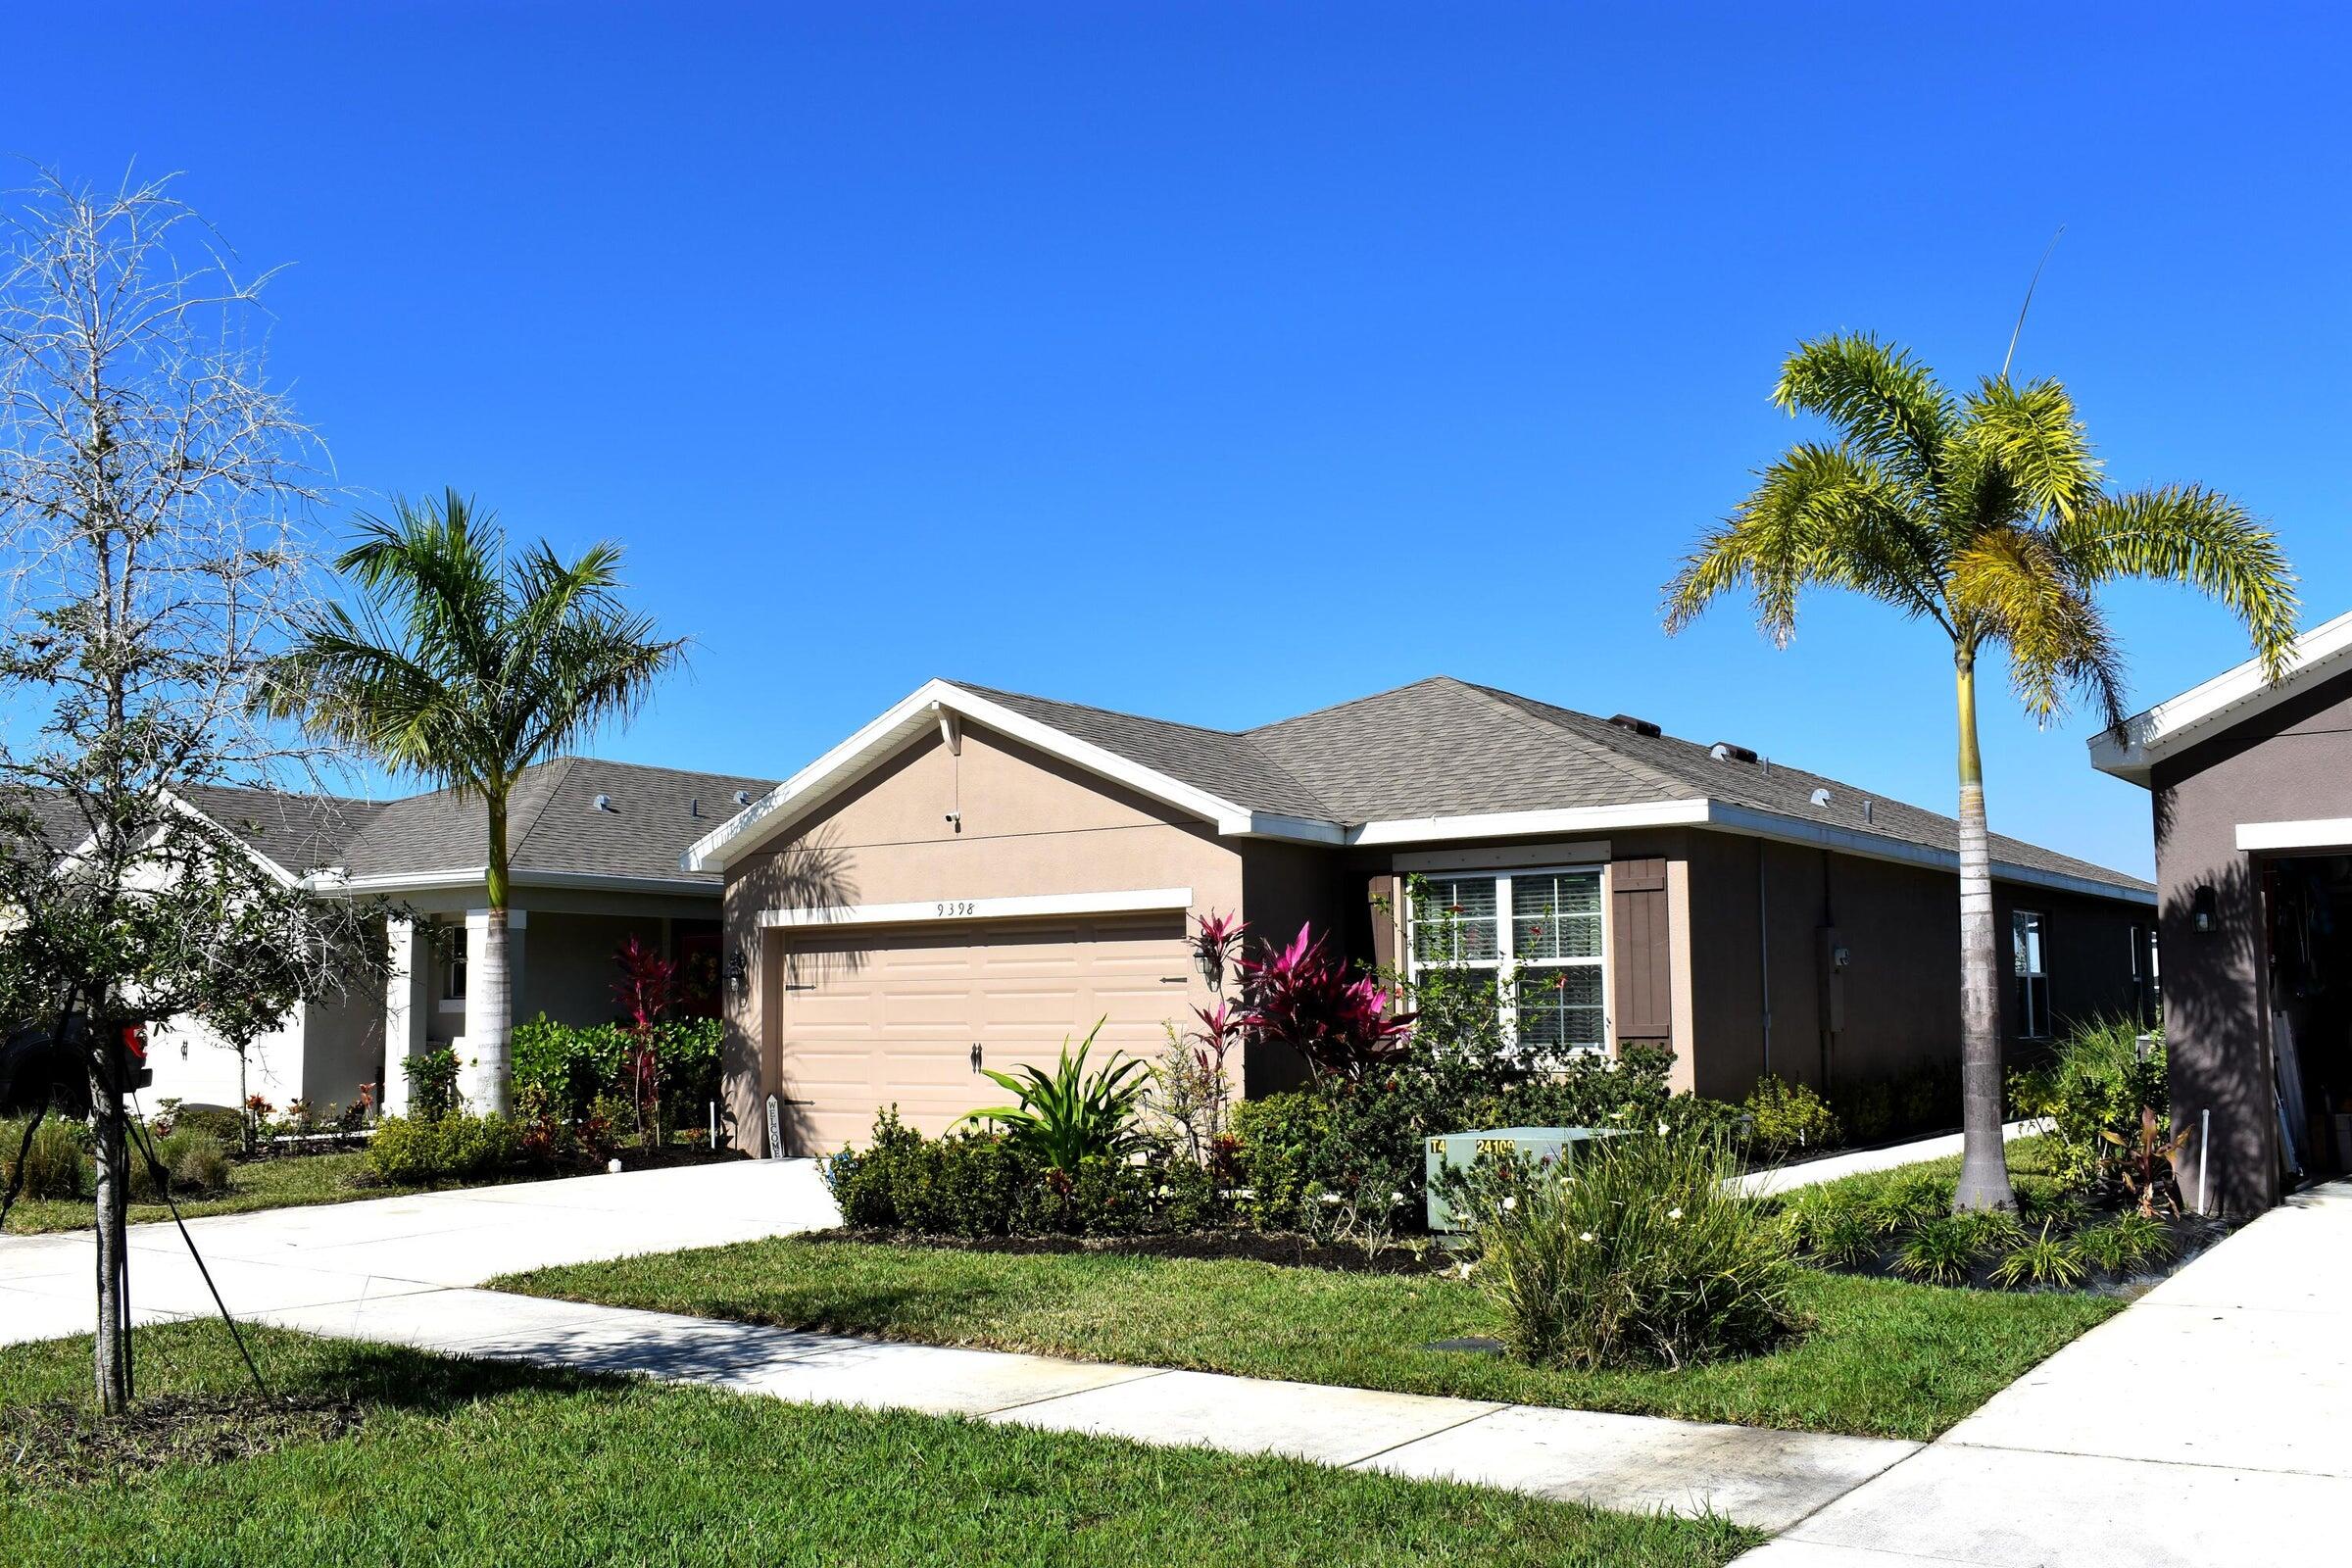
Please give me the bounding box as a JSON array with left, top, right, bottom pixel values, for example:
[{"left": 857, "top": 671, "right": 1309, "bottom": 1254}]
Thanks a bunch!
[{"left": 775, "top": 912, "right": 1194, "bottom": 1150}]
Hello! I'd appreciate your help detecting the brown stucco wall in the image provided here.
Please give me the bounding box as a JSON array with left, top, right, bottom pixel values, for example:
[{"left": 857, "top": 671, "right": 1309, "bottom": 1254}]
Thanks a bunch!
[{"left": 2148, "top": 663, "right": 2352, "bottom": 1214}]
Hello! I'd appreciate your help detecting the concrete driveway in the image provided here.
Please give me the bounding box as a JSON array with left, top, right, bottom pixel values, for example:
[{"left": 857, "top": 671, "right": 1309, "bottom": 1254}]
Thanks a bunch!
[
  {"left": 1740, "top": 1178, "right": 2352, "bottom": 1566},
  {"left": 0, "top": 1157, "right": 843, "bottom": 1348}
]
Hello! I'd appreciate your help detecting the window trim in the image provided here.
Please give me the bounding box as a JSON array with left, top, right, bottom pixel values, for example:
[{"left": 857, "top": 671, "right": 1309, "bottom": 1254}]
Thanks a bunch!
[
  {"left": 2012, "top": 908, "right": 2049, "bottom": 1041},
  {"left": 1403, "top": 861, "right": 1614, "bottom": 1054}
]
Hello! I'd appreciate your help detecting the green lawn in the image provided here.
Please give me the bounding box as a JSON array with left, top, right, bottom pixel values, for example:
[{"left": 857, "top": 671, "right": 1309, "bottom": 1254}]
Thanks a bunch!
[
  {"left": 1770, "top": 1133, "right": 2067, "bottom": 1212},
  {"left": 0, "top": 1324, "right": 1756, "bottom": 1567},
  {"left": 1, "top": 1152, "right": 537, "bottom": 1235},
  {"left": 495, "top": 1231, "right": 2118, "bottom": 1442}
]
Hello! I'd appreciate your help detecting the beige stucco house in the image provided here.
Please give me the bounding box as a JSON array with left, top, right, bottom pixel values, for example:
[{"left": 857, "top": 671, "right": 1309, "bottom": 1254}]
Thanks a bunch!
[{"left": 690, "top": 677, "right": 2157, "bottom": 1156}]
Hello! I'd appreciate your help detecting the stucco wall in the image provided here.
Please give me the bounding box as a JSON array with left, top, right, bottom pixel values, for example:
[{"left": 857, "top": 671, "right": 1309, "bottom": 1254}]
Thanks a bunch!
[
  {"left": 720, "top": 722, "right": 1242, "bottom": 1150},
  {"left": 2149, "top": 664, "right": 2352, "bottom": 1213},
  {"left": 517, "top": 910, "right": 666, "bottom": 1029}
]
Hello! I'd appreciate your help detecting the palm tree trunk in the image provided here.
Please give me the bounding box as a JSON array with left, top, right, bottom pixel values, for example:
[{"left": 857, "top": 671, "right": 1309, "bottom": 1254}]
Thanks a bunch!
[
  {"left": 474, "top": 794, "right": 514, "bottom": 1116},
  {"left": 1951, "top": 650, "right": 2018, "bottom": 1212}
]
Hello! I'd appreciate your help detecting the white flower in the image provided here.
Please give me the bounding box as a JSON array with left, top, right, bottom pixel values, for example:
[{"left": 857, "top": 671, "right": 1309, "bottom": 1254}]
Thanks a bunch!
[
  {"left": 1578, "top": 1231, "right": 1595, "bottom": 1243},
  {"left": 1390, "top": 1190, "right": 1405, "bottom": 1205},
  {"left": 1657, "top": 1121, "right": 1670, "bottom": 1136},
  {"left": 1667, "top": 1206, "right": 1685, "bottom": 1221},
  {"left": 1501, "top": 1195, "right": 1517, "bottom": 1211},
  {"left": 1455, "top": 1261, "right": 1475, "bottom": 1279}
]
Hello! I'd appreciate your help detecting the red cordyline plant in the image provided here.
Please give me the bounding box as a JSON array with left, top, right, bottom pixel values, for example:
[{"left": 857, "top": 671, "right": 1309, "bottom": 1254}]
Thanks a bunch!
[
  {"left": 1237, "top": 923, "right": 1414, "bottom": 1085},
  {"left": 1191, "top": 911, "right": 1248, "bottom": 993},
  {"left": 612, "top": 937, "right": 679, "bottom": 1147}
]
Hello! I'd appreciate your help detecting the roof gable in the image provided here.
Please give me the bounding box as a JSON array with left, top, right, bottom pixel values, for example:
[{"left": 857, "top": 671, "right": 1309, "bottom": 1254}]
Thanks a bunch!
[{"left": 2089, "top": 608, "right": 2352, "bottom": 786}]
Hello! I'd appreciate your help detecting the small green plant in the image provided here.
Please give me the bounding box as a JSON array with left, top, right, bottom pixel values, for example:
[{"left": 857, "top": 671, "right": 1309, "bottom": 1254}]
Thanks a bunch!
[
  {"left": 404, "top": 1048, "right": 463, "bottom": 1121},
  {"left": 1893, "top": 1214, "right": 1985, "bottom": 1286},
  {"left": 1468, "top": 1129, "right": 1799, "bottom": 1370},
  {"left": 127, "top": 1127, "right": 231, "bottom": 1201},
  {"left": 1743, "top": 1074, "right": 1840, "bottom": 1163},
  {"left": 1864, "top": 1173, "right": 1946, "bottom": 1237},
  {"left": 2010, "top": 1015, "right": 2166, "bottom": 1194},
  {"left": 1, "top": 1117, "right": 86, "bottom": 1200},
  {"left": 1805, "top": 1206, "right": 1881, "bottom": 1268},
  {"left": 2074, "top": 1212, "right": 2175, "bottom": 1275},
  {"left": 368, "top": 1112, "right": 522, "bottom": 1183},
  {"left": 1988, "top": 1222, "right": 2087, "bottom": 1289},
  {"left": 956, "top": 1020, "right": 1150, "bottom": 1173}
]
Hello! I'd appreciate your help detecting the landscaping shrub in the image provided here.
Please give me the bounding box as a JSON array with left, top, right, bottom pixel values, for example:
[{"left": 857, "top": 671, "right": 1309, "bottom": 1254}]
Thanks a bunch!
[
  {"left": 161, "top": 1105, "right": 246, "bottom": 1146},
  {"left": 367, "top": 1112, "right": 524, "bottom": 1184},
  {"left": 1742, "top": 1075, "right": 1839, "bottom": 1163},
  {"left": 1466, "top": 1128, "right": 1799, "bottom": 1370},
  {"left": 510, "top": 1014, "right": 723, "bottom": 1131},
  {"left": 956, "top": 1022, "right": 1152, "bottom": 1171},
  {"left": 128, "top": 1128, "right": 231, "bottom": 1200},
  {"left": 2073, "top": 1212, "right": 2174, "bottom": 1275},
  {"left": 2009, "top": 1015, "right": 2166, "bottom": 1194},
  {"left": 1828, "top": 1059, "right": 1960, "bottom": 1145},
  {"left": 1, "top": 1116, "right": 85, "bottom": 1200},
  {"left": 1989, "top": 1222, "right": 2087, "bottom": 1290},
  {"left": 403, "top": 1048, "right": 463, "bottom": 1121},
  {"left": 830, "top": 1106, "right": 1210, "bottom": 1239}
]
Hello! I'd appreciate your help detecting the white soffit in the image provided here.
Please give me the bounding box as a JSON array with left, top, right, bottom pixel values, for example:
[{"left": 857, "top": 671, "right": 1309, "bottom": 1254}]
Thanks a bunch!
[
  {"left": 2089, "top": 608, "right": 2352, "bottom": 787},
  {"left": 2235, "top": 818, "right": 2352, "bottom": 854}
]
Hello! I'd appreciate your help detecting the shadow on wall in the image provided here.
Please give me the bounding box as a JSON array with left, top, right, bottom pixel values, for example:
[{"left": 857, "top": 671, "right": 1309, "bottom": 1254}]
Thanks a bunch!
[
  {"left": 2160, "top": 858, "right": 2274, "bottom": 1213},
  {"left": 727, "top": 827, "right": 860, "bottom": 1158}
]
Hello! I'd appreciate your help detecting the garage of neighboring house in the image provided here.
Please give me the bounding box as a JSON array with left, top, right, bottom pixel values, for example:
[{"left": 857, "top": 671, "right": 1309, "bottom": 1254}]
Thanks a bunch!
[
  {"left": 2093, "top": 607, "right": 2352, "bottom": 1214},
  {"left": 767, "top": 909, "right": 1196, "bottom": 1148}
]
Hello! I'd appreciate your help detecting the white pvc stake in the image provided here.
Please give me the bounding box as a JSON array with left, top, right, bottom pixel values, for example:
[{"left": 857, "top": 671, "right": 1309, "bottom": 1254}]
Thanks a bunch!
[
  {"left": 710, "top": 1100, "right": 717, "bottom": 1149},
  {"left": 2196, "top": 1108, "right": 2211, "bottom": 1215}
]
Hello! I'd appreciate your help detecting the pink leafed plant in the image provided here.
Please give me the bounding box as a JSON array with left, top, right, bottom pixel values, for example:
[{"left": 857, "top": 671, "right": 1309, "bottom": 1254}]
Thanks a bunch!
[
  {"left": 612, "top": 937, "right": 680, "bottom": 1147},
  {"left": 1191, "top": 910, "right": 1249, "bottom": 993},
  {"left": 1236, "top": 922, "right": 1414, "bottom": 1084}
]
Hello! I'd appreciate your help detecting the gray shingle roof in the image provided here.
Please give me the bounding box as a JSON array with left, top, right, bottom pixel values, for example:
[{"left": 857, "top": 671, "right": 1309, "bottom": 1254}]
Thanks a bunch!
[
  {"left": 165, "top": 760, "right": 774, "bottom": 888},
  {"left": 950, "top": 675, "right": 2151, "bottom": 896}
]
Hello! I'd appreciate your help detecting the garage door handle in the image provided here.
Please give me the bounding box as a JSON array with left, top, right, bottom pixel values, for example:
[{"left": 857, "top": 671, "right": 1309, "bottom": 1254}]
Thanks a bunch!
[
  {"left": 1159, "top": 976, "right": 1189, "bottom": 984},
  {"left": 784, "top": 984, "right": 816, "bottom": 992},
  {"left": 969, "top": 1043, "right": 982, "bottom": 1074}
]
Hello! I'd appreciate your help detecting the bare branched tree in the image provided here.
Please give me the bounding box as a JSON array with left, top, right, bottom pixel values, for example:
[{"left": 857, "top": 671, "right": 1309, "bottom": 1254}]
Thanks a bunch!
[{"left": 0, "top": 168, "right": 383, "bottom": 1412}]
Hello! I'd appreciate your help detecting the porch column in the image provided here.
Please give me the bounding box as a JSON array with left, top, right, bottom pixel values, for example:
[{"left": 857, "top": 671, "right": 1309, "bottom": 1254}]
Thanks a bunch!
[
  {"left": 460, "top": 908, "right": 526, "bottom": 1107},
  {"left": 380, "top": 914, "right": 429, "bottom": 1116}
]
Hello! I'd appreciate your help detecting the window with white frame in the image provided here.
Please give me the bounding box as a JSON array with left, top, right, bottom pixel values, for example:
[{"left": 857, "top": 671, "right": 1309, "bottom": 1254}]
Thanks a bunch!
[
  {"left": 2012, "top": 909, "right": 2048, "bottom": 1039},
  {"left": 1408, "top": 868, "right": 1607, "bottom": 1053},
  {"left": 439, "top": 928, "right": 468, "bottom": 1004}
]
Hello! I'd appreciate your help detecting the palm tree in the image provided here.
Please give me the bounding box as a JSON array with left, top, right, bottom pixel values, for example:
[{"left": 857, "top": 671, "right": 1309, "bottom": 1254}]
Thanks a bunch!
[
  {"left": 1664, "top": 333, "right": 2296, "bottom": 1211},
  {"left": 265, "top": 490, "right": 687, "bottom": 1113}
]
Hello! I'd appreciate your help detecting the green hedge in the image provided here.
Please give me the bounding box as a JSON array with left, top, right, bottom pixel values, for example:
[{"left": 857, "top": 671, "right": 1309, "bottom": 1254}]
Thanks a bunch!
[
  {"left": 828, "top": 1109, "right": 1218, "bottom": 1238},
  {"left": 368, "top": 1112, "right": 527, "bottom": 1184},
  {"left": 511, "top": 1013, "right": 723, "bottom": 1128}
]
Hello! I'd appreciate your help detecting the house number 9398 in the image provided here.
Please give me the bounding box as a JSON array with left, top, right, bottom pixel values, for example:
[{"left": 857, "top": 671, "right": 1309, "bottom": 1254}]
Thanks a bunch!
[{"left": 935, "top": 901, "right": 977, "bottom": 917}]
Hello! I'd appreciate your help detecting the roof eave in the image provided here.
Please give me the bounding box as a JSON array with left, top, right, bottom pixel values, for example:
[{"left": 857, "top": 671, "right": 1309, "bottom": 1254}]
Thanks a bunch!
[{"left": 2087, "top": 608, "right": 2352, "bottom": 788}]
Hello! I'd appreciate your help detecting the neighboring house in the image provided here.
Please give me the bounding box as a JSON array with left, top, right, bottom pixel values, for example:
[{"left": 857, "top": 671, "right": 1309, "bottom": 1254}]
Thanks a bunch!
[
  {"left": 125, "top": 759, "right": 771, "bottom": 1115},
  {"left": 690, "top": 676, "right": 2156, "bottom": 1155},
  {"left": 2092, "top": 607, "right": 2352, "bottom": 1214}
]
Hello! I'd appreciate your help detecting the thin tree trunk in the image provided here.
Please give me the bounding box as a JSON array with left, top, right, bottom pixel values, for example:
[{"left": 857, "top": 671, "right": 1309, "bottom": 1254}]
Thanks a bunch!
[
  {"left": 90, "top": 1072, "right": 132, "bottom": 1412},
  {"left": 475, "top": 794, "right": 514, "bottom": 1115},
  {"left": 1951, "top": 650, "right": 2018, "bottom": 1212}
]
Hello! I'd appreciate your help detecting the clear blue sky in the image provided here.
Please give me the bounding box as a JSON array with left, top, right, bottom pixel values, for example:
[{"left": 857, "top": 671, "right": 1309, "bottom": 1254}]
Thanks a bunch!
[{"left": 12, "top": 3, "right": 2348, "bottom": 877}]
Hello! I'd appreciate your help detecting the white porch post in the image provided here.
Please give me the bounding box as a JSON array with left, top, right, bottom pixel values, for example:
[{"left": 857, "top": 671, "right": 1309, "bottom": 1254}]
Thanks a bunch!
[
  {"left": 380, "top": 915, "right": 429, "bottom": 1116},
  {"left": 460, "top": 907, "right": 525, "bottom": 1108}
]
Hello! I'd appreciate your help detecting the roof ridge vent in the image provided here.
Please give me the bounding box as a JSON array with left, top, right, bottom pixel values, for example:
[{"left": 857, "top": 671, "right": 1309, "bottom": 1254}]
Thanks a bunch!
[
  {"left": 1708, "top": 741, "right": 1759, "bottom": 764},
  {"left": 1607, "top": 713, "right": 1662, "bottom": 738},
  {"left": 1809, "top": 788, "right": 1834, "bottom": 808}
]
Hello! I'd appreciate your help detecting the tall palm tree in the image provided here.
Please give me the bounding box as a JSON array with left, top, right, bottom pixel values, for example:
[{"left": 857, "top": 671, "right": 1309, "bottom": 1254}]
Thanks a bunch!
[
  {"left": 265, "top": 490, "right": 687, "bottom": 1113},
  {"left": 1664, "top": 333, "right": 2296, "bottom": 1211}
]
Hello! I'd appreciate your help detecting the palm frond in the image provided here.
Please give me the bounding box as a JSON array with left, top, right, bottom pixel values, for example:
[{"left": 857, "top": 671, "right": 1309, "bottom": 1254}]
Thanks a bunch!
[
  {"left": 1965, "top": 378, "right": 2102, "bottom": 524},
  {"left": 2055, "top": 485, "right": 2300, "bottom": 681},
  {"left": 1949, "top": 525, "right": 2127, "bottom": 725},
  {"left": 1772, "top": 332, "right": 1955, "bottom": 488}
]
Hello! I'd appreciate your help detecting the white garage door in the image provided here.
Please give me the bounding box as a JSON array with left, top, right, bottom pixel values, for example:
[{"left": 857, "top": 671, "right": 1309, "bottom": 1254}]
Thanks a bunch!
[{"left": 775, "top": 912, "right": 1194, "bottom": 1150}]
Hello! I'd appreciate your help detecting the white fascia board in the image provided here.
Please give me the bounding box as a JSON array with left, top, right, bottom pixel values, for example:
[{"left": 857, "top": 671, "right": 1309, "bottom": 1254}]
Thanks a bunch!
[
  {"left": 156, "top": 789, "right": 299, "bottom": 889},
  {"left": 1346, "top": 800, "right": 1712, "bottom": 846},
  {"left": 2088, "top": 607, "right": 2352, "bottom": 786},
  {"left": 2235, "top": 817, "right": 2352, "bottom": 853},
  {"left": 306, "top": 866, "right": 719, "bottom": 899},
  {"left": 759, "top": 886, "right": 1194, "bottom": 929},
  {"left": 682, "top": 679, "right": 1267, "bottom": 870}
]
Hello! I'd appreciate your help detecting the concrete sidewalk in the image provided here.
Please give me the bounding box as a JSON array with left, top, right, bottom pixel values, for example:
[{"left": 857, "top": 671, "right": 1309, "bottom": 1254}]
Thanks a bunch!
[
  {"left": 1737, "top": 1178, "right": 2352, "bottom": 1566},
  {"left": 247, "top": 1283, "right": 1914, "bottom": 1532},
  {"left": 1733, "top": 1119, "right": 2049, "bottom": 1200}
]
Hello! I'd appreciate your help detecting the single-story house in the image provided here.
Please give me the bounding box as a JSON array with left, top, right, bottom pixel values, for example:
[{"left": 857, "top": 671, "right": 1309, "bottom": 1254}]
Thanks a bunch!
[
  {"left": 2091, "top": 607, "right": 2352, "bottom": 1213},
  {"left": 691, "top": 676, "right": 2157, "bottom": 1155},
  {"left": 125, "top": 758, "right": 771, "bottom": 1115}
]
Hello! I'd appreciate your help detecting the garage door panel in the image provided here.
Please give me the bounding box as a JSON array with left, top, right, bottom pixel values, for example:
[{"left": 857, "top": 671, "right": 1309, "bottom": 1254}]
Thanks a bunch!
[{"left": 776, "top": 913, "right": 1193, "bottom": 1141}]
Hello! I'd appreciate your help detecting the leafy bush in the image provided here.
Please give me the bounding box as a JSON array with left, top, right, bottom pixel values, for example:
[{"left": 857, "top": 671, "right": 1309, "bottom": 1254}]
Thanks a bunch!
[
  {"left": 127, "top": 1127, "right": 231, "bottom": 1200},
  {"left": 1, "top": 1116, "right": 85, "bottom": 1200},
  {"left": 2074, "top": 1212, "right": 2175, "bottom": 1275},
  {"left": 1466, "top": 1129, "right": 1799, "bottom": 1370},
  {"left": 368, "top": 1112, "right": 524, "bottom": 1184},
  {"left": 1892, "top": 1214, "right": 1986, "bottom": 1286},
  {"left": 1743, "top": 1075, "right": 1840, "bottom": 1163},
  {"left": 510, "top": 1014, "right": 723, "bottom": 1131},
  {"left": 1237, "top": 924, "right": 1414, "bottom": 1084},
  {"left": 956, "top": 1022, "right": 1150, "bottom": 1172},
  {"left": 404, "top": 1048, "right": 463, "bottom": 1121},
  {"left": 833, "top": 1107, "right": 1208, "bottom": 1238},
  {"left": 165, "top": 1105, "right": 247, "bottom": 1146},
  {"left": 2010, "top": 1016, "right": 2165, "bottom": 1194},
  {"left": 1829, "top": 1060, "right": 1961, "bottom": 1145}
]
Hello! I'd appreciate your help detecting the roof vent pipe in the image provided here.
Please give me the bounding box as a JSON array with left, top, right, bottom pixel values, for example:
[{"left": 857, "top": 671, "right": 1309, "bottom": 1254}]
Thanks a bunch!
[
  {"left": 593, "top": 793, "right": 615, "bottom": 813},
  {"left": 1862, "top": 799, "right": 1874, "bottom": 824},
  {"left": 1809, "top": 788, "right": 1834, "bottom": 808},
  {"left": 734, "top": 790, "right": 753, "bottom": 807}
]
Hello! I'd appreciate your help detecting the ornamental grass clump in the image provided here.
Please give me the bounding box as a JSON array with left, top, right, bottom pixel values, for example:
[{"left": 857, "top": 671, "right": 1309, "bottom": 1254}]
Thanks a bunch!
[{"left": 1468, "top": 1128, "right": 1799, "bottom": 1370}]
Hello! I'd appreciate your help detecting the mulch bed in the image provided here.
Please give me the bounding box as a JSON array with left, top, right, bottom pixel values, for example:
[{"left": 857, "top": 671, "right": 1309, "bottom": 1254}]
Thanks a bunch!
[
  {"left": 0, "top": 1393, "right": 365, "bottom": 1490},
  {"left": 825, "top": 1226, "right": 1448, "bottom": 1275}
]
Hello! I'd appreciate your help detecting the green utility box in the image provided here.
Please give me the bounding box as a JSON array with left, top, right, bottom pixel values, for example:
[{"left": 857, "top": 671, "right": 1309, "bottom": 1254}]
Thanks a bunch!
[{"left": 1424, "top": 1126, "right": 1622, "bottom": 1233}]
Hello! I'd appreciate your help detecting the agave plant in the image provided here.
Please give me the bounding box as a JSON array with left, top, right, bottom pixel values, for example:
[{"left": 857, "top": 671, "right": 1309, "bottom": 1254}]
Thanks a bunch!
[{"left": 956, "top": 1021, "right": 1151, "bottom": 1173}]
